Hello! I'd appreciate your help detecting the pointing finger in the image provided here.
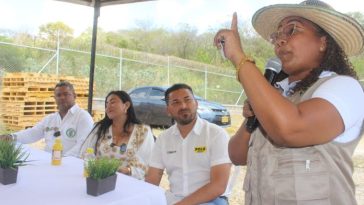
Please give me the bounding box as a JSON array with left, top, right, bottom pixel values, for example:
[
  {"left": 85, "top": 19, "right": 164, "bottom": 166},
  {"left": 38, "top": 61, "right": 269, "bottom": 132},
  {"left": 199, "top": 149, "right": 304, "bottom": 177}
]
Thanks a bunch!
[{"left": 231, "top": 12, "right": 238, "bottom": 31}]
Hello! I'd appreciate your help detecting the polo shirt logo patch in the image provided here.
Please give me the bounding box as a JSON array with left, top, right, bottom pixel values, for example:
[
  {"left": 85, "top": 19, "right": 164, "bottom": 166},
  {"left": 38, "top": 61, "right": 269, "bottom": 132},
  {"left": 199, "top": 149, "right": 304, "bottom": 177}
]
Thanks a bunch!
[
  {"left": 66, "top": 128, "right": 76, "bottom": 138},
  {"left": 194, "top": 146, "right": 206, "bottom": 153},
  {"left": 167, "top": 151, "right": 176, "bottom": 154}
]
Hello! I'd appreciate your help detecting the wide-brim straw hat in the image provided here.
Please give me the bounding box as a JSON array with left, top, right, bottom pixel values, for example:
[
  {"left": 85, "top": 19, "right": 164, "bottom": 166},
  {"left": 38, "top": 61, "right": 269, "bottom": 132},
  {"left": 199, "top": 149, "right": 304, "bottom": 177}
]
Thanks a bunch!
[{"left": 252, "top": 0, "right": 364, "bottom": 56}]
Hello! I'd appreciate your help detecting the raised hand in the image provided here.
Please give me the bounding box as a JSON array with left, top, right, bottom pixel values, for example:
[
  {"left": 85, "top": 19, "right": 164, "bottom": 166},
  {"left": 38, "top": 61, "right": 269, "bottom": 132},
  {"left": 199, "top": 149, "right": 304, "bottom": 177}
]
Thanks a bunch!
[{"left": 214, "top": 12, "right": 245, "bottom": 67}]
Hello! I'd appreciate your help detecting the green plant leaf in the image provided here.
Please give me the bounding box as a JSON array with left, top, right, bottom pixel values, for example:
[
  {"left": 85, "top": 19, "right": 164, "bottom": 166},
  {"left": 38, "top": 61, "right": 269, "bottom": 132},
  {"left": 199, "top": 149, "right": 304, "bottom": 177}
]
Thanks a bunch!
[
  {"left": 86, "top": 157, "right": 120, "bottom": 180},
  {"left": 0, "top": 141, "right": 30, "bottom": 169}
]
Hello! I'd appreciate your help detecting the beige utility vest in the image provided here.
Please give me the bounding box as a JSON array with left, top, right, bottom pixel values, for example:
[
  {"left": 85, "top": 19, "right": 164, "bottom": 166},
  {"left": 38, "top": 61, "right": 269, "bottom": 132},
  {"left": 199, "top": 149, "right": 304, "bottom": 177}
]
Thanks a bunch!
[{"left": 243, "top": 76, "right": 363, "bottom": 205}]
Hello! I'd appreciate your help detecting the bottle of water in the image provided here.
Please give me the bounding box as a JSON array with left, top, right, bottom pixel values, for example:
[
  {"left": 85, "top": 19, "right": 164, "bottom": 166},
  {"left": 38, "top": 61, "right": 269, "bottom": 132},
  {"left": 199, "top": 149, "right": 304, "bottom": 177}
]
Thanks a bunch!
[{"left": 83, "top": 147, "right": 96, "bottom": 177}]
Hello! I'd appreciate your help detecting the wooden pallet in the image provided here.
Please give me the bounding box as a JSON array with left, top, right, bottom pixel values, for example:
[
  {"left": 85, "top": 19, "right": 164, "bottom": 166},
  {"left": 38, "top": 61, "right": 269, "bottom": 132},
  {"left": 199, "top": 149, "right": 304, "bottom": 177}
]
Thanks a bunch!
[
  {"left": 92, "top": 110, "right": 105, "bottom": 122},
  {"left": 0, "top": 72, "right": 93, "bottom": 131},
  {"left": 2, "top": 115, "right": 42, "bottom": 124}
]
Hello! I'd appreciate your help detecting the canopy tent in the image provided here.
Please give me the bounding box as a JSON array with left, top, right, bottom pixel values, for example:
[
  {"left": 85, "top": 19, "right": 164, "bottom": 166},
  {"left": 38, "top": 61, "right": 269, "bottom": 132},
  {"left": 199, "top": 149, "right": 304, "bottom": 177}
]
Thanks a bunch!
[
  {"left": 57, "top": 0, "right": 154, "bottom": 7},
  {"left": 55, "top": 0, "right": 156, "bottom": 113}
]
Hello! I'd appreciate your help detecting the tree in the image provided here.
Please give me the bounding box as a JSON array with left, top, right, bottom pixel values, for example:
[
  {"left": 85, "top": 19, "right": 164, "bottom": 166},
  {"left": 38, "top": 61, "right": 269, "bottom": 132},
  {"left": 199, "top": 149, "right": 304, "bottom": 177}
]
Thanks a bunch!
[
  {"left": 347, "top": 12, "right": 364, "bottom": 26},
  {"left": 171, "top": 24, "right": 198, "bottom": 59},
  {"left": 346, "top": 12, "right": 364, "bottom": 79},
  {"left": 0, "top": 43, "right": 25, "bottom": 72},
  {"left": 105, "top": 31, "right": 129, "bottom": 48},
  {"left": 38, "top": 22, "right": 74, "bottom": 47}
]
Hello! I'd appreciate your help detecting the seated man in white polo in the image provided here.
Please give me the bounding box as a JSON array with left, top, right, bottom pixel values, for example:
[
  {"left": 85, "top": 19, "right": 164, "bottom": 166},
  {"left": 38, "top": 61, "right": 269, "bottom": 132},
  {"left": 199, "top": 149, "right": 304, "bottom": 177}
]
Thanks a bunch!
[
  {"left": 146, "top": 83, "right": 231, "bottom": 205},
  {"left": 0, "top": 81, "right": 94, "bottom": 157}
]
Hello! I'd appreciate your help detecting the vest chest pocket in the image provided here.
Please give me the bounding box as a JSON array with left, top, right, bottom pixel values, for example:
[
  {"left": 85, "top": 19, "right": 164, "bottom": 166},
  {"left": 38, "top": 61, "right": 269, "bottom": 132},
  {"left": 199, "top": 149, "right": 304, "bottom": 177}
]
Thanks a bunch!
[{"left": 272, "top": 157, "right": 330, "bottom": 204}]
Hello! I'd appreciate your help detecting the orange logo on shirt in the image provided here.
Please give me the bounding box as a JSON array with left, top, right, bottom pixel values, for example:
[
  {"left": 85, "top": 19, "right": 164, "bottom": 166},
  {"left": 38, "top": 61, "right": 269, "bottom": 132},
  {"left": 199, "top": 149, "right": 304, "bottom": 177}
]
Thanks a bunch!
[{"left": 194, "top": 146, "right": 206, "bottom": 153}]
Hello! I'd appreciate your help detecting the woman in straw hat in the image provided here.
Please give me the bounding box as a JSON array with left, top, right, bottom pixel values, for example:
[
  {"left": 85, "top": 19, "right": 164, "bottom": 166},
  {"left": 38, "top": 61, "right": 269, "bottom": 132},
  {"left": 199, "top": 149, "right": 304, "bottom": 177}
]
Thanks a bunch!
[{"left": 215, "top": 0, "right": 364, "bottom": 204}]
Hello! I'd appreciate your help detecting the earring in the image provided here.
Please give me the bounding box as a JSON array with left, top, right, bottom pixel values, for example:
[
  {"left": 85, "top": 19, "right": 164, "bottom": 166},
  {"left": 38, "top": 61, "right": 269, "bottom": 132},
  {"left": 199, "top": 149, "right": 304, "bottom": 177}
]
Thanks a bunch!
[{"left": 320, "top": 47, "right": 325, "bottom": 52}]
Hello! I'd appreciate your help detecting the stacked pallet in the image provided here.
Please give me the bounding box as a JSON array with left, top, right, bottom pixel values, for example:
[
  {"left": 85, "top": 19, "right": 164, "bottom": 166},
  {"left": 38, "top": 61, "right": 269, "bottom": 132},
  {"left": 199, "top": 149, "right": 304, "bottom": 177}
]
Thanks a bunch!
[
  {"left": 0, "top": 72, "right": 89, "bottom": 131},
  {"left": 92, "top": 110, "right": 105, "bottom": 122}
]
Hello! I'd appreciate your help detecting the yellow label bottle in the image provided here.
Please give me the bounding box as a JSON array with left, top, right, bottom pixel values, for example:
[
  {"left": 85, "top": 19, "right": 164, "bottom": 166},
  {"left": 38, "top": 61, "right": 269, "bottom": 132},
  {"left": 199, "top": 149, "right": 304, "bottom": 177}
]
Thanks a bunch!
[
  {"left": 83, "top": 147, "right": 95, "bottom": 177},
  {"left": 52, "top": 138, "right": 63, "bottom": 166}
]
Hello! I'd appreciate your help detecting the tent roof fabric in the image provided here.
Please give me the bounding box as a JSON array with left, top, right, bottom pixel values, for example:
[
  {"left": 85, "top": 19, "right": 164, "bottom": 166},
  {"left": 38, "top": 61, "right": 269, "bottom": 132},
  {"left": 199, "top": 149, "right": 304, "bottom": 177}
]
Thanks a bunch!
[{"left": 55, "top": 0, "right": 155, "bottom": 7}]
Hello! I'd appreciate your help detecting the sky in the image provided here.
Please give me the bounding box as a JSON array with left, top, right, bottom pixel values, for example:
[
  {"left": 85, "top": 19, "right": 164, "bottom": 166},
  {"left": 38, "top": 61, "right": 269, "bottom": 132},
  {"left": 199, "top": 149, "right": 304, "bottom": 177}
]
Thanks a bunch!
[{"left": 0, "top": 0, "right": 363, "bottom": 36}]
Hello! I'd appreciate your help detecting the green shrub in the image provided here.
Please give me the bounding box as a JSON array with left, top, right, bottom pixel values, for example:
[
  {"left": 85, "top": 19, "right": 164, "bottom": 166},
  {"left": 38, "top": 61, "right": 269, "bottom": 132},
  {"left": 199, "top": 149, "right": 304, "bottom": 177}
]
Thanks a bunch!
[
  {"left": 86, "top": 157, "right": 120, "bottom": 180},
  {"left": 0, "top": 140, "right": 29, "bottom": 169}
]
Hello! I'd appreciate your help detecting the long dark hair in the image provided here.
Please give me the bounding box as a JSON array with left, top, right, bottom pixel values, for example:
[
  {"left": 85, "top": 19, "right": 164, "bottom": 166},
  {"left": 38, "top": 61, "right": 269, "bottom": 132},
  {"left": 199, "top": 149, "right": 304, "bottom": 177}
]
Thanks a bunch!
[
  {"left": 92, "top": 91, "right": 140, "bottom": 150},
  {"left": 292, "top": 22, "right": 358, "bottom": 94}
]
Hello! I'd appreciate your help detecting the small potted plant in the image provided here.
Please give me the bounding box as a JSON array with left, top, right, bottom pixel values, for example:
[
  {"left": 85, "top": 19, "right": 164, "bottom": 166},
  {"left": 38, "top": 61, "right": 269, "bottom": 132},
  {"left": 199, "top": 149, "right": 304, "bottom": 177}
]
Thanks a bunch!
[
  {"left": 0, "top": 140, "right": 29, "bottom": 185},
  {"left": 86, "top": 157, "right": 120, "bottom": 196}
]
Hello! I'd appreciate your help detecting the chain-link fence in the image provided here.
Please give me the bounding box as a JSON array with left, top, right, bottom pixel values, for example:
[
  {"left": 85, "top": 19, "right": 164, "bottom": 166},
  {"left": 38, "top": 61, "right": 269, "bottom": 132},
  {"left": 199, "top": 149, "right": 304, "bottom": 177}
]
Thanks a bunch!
[
  {"left": 1, "top": 40, "right": 363, "bottom": 108},
  {"left": 0, "top": 41, "right": 245, "bottom": 106}
]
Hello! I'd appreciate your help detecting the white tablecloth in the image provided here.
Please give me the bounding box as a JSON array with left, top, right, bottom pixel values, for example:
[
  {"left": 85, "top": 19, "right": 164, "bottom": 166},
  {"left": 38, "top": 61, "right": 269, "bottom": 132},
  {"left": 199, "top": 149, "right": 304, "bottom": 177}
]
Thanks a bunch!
[{"left": 0, "top": 145, "right": 166, "bottom": 205}]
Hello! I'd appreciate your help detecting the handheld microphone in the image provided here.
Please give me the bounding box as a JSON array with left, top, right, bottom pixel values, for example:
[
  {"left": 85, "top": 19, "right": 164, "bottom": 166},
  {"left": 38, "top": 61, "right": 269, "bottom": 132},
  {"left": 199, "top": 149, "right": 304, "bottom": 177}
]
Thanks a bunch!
[{"left": 245, "top": 57, "right": 282, "bottom": 133}]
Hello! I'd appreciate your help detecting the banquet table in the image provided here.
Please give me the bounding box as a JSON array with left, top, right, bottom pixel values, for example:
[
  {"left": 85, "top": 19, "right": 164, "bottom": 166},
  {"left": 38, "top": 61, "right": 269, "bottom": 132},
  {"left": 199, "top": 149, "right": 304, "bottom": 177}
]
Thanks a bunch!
[{"left": 0, "top": 145, "right": 167, "bottom": 205}]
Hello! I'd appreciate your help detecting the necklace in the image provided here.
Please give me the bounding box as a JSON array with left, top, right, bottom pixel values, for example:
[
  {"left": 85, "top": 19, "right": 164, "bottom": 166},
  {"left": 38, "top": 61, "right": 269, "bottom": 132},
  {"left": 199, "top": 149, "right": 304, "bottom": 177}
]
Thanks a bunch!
[
  {"left": 110, "top": 133, "right": 129, "bottom": 154},
  {"left": 110, "top": 142, "right": 127, "bottom": 154},
  {"left": 110, "top": 124, "right": 133, "bottom": 154}
]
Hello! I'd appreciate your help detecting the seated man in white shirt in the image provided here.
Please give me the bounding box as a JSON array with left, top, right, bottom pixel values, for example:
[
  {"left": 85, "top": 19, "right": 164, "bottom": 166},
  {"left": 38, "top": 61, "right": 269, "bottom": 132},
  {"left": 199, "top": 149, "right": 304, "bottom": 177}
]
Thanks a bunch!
[
  {"left": 145, "top": 83, "right": 231, "bottom": 205},
  {"left": 0, "top": 81, "right": 94, "bottom": 157}
]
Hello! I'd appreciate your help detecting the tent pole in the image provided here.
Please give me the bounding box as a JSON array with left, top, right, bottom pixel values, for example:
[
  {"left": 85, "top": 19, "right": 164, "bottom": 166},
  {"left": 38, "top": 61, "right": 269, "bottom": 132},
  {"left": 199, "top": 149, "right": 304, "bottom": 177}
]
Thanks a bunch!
[{"left": 87, "top": 0, "right": 100, "bottom": 114}]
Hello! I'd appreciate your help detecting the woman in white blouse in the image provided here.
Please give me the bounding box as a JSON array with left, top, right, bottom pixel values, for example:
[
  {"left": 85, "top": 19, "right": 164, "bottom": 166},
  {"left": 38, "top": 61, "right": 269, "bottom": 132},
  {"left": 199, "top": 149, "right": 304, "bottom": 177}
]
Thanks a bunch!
[{"left": 80, "top": 91, "right": 155, "bottom": 180}]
